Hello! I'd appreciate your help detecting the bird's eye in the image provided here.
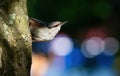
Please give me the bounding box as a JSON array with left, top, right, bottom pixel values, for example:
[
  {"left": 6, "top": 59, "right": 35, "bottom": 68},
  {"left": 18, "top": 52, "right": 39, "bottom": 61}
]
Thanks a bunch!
[
  {"left": 55, "top": 23, "right": 61, "bottom": 26},
  {"left": 29, "top": 21, "right": 31, "bottom": 25}
]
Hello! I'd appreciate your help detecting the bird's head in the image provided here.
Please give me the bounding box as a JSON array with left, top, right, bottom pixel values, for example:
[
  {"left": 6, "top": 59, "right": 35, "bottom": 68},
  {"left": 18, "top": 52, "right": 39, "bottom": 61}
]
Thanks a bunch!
[{"left": 29, "top": 17, "right": 67, "bottom": 41}]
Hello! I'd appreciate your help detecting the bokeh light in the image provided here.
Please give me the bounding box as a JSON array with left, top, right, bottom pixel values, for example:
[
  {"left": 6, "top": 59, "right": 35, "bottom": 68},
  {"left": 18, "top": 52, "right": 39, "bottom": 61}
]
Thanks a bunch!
[
  {"left": 81, "top": 37, "right": 105, "bottom": 58},
  {"left": 65, "top": 45, "right": 85, "bottom": 68},
  {"left": 86, "top": 37, "right": 104, "bottom": 55},
  {"left": 45, "top": 56, "right": 65, "bottom": 76},
  {"left": 31, "top": 54, "right": 49, "bottom": 76},
  {"left": 50, "top": 34, "right": 73, "bottom": 56},
  {"left": 86, "top": 27, "right": 107, "bottom": 39},
  {"left": 103, "top": 37, "right": 119, "bottom": 56}
]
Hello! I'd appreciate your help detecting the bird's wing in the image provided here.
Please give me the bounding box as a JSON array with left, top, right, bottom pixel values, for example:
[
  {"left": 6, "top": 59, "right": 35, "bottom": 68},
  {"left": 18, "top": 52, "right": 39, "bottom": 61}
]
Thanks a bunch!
[{"left": 29, "top": 17, "right": 48, "bottom": 27}]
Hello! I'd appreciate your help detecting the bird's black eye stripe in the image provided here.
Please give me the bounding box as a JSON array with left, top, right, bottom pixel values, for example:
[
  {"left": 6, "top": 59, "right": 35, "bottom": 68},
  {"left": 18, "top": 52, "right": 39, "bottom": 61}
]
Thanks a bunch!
[{"left": 55, "top": 23, "right": 61, "bottom": 26}]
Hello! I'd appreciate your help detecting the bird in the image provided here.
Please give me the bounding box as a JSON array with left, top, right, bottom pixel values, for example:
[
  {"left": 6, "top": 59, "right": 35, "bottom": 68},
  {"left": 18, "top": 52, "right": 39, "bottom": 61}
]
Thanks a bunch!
[{"left": 29, "top": 17, "right": 67, "bottom": 42}]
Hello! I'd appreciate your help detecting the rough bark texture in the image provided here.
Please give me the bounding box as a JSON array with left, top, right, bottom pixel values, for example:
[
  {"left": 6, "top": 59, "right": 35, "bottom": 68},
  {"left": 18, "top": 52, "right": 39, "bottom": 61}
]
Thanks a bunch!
[{"left": 0, "top": 0, "right": 32, "bottom": 76}]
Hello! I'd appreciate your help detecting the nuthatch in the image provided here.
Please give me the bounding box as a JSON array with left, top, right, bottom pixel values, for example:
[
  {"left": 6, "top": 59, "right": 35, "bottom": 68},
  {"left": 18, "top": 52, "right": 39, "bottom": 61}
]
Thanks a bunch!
[{"left": 29, "top": 17, "right": 67, "bottom": 42}]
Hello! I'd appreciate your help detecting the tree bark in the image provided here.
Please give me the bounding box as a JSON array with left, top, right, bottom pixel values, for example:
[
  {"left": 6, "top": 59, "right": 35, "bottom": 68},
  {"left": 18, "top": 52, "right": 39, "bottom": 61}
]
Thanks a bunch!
[{"left": 0, "top": 0, "right": 32, "bottom": 76}]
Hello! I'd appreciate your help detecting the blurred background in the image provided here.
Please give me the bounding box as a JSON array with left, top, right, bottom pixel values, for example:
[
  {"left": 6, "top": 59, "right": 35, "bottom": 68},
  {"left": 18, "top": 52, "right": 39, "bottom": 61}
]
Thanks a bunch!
[{"left": 28, "top": 0, "right": 120, "bottom": 76}]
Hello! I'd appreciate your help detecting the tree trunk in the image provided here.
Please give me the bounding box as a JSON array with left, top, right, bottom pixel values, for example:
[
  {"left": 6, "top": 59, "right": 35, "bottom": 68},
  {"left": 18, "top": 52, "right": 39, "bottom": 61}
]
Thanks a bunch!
[{"left": 0, "top": 0, "right": 32, "bottom": 76}]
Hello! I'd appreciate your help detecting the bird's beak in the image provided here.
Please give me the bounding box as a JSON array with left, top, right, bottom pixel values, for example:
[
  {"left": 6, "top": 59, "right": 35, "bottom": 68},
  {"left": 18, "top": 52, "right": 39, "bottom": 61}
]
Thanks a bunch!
[{"left": 60, "top": 21, "right": 68, "bottom": 26}]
